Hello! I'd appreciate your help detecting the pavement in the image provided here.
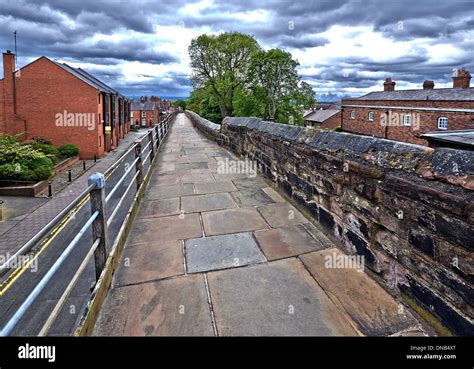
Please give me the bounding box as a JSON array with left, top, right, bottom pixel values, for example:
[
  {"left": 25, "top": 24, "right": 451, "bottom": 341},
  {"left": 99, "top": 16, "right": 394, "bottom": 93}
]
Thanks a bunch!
[
  {"left": 0, "top": 130, "right": 147, "bottom": 256},
  {"left": 93, "top": 114, "right": 428, "bottom": 336}
]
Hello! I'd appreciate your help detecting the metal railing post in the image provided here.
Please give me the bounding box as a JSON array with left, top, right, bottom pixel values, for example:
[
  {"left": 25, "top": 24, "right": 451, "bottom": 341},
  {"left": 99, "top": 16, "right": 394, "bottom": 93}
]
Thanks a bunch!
[
  {"left": 134, "top": 140, "right": 143, "bottom": 190},
  {"left": 88, "top": 173, "right": 109, "bottom": 281},
  {"left": 155, "top": 125, "right": 160, "bottom": 147},
  {"left": 160, "top": 122, "right": 164, "bottom": 138},
  {"left": 148, "top": 130, "right": 155, "bottom": 163}
]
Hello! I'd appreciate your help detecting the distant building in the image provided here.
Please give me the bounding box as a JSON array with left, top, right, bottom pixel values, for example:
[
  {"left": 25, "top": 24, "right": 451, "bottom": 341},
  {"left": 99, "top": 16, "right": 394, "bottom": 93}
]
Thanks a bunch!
[
  {"left": 341, "top": 69, "right": 474, "bottom": 146},
  {"left": 0, "top": 50, "right": 131, "bottom": 159},
  {"left": 130, "top": 96, "right": 173, "bottom": 128},
  {"left": 303, "top": 104, "right": 341, "bottom": 129}
]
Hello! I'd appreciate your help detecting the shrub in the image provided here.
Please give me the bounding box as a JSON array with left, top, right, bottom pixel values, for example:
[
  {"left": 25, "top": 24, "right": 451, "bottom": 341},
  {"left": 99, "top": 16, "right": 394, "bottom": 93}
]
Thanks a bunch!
[
  {"left": 333, "top": 125, "right": 342, "bottom": 132},
  {"left": 0, "top": 163, "right": 19, "bottom": 180},
  {"left": 32, "top": 144, "right": 60, "bottom": 163},
  {"left": 58, "top": 144, "right": 79, "bottom": 158},
  {"left": 0, "top": 133, "right": 54, "bottom": 182}
]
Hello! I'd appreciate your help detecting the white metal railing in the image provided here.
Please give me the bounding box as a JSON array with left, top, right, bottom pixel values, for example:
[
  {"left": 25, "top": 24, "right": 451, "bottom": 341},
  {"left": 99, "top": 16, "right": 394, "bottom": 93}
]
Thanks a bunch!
[{"left": 0, "top": 112, "right": 177, "bottom": 336}]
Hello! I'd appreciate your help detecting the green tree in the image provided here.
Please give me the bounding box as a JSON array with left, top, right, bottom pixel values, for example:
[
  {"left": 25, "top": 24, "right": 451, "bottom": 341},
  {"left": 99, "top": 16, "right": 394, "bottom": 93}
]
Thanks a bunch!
[
  {"left": 174, "top": 99, "right": 187, "bottom": 110},
  {"left": 189, "top": 32, "right": 260, "bottom": 120},
  {"left": 249, "top": 49, "right": 298, "bottom": 121}
]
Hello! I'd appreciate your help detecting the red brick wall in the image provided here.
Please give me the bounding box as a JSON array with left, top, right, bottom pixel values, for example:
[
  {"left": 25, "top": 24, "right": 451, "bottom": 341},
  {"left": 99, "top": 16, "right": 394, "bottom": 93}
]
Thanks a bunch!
[
  {"left": 13, "top": 57, "right": 100, "bottom": 159},
  {"left": 342, "top": 99, "right": 474, "bottom": 146},
  {"left": 322, "top": 111, "right": 341, "bottom": 129},
  {"left": 131, "top": 109, "right": 157, "bottom": 127}
]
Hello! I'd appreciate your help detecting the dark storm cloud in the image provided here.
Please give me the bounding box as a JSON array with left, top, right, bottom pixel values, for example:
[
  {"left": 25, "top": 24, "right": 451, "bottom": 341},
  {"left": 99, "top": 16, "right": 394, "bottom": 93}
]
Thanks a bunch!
[{"left": 0, "top": 0, "right": 473, "bottom": 99}]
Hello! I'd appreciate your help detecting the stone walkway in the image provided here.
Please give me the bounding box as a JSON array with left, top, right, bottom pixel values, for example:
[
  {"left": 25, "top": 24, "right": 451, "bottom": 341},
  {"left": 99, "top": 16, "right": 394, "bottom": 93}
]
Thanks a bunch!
[
  {"left": 94, "top": 114, "right": 427, "bottom": 336},
  {"left": 0, "top": 130, "right": 147, "bottom": 256}
]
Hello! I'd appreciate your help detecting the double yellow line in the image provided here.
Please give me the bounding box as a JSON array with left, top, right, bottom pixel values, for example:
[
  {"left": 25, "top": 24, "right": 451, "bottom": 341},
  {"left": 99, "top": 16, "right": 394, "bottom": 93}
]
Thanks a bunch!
[{"left": 0, "top": 169, "right": 117, "bottom": 296}]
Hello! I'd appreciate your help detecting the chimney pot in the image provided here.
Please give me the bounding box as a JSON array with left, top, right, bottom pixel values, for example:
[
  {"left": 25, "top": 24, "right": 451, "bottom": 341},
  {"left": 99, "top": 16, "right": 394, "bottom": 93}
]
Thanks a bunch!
[
  {"left": 423, "top": 80, "right": 434, "bottom": 90},
  {"left": 452, "top": 68, "right": 471, "bottom": 88},
  {"left": 383, "top": 77, "right": 396, "bottom": 92}
]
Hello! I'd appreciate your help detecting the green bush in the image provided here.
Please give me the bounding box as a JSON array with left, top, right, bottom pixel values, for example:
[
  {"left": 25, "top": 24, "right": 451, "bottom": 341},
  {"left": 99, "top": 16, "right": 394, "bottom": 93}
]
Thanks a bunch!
[
  {"left": 32, "top": 144, "right": 60, "bottom": 163},
  {"left": 333, "top": 125, "right": 342, "bottom": 132},
  {"left": 58, "top": 144, "right": 79, "bottom": 158},
  {"left": 0, "top": 133, "right": 54, "bottom": 182}
]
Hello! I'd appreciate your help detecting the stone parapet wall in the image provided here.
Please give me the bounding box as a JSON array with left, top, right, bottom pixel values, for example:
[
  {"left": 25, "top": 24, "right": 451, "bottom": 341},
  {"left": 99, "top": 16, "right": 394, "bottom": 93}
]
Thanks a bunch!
[{"left": 187, "top": 112, "right": 473, "bottom": 335}]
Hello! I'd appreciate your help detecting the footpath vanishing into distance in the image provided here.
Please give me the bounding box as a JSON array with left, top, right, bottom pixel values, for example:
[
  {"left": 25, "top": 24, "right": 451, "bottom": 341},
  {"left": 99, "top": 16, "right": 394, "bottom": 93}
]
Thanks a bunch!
[{"left": 93, "top": 114, "right": 430, "bottom": 336}]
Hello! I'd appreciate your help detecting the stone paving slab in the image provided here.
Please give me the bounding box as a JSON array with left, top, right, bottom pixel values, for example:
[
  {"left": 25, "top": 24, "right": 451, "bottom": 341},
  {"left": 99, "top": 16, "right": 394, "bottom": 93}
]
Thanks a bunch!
[
  {"left": 137, "top": 198, "right": 180, "bottom": 219},
  {"left": 257, "top": 202, "right": 308, "bottom": 228},
  {"left": 262, "top": 187, "right": 285, "bottom": 203},
  {"left": 300, "top": 248, "right": 421, "bottom": 336},
  {"left": 202, "top": 208, "right": 269, "bottom": 236},
  {"left": 194, "top": 181, "right": 237, "bottom": 195},
  {"left": 181, "top": 173, "right": 216, "bottom": 184},
  {"left": 207, "top": 258, "right": 359, "bottom": 336},
  {"left": 181, "top": 193, "right": 237, "bottom": 213},
  {"left": 94, "top": 274, "right": 214, "bottom": 336},
  {"left": 127, "top": 214, "right": 202, "bottom": 246},
  {"left": 149, "top": 174, "right": 181, "bottom": 186},
  {"left": 146, "top": 183, "right": 194, "bottom": 200},
  {"left": 185, "top": 232, "right": 266, "bottom": 273},
  {"left": 231, "top": 189, "right": 274, "bottom": 207},
  {"left": 232, "top": 177, "right": 267, "bottom": 191},
  {"left": 254, "top": 224, "right": 326, "bottom": 261},
  {"left": 113, "top": 241, "right": 184, "bottom": 288}
]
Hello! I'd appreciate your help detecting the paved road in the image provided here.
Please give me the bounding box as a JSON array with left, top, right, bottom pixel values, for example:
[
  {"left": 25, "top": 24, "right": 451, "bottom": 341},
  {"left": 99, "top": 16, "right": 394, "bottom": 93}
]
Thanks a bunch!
[
  {"left": 94, "top": 114, "right": 427, "bottom": 336},
  {"left": 0, "top": 130, "right": 156, "bottom": 335}
]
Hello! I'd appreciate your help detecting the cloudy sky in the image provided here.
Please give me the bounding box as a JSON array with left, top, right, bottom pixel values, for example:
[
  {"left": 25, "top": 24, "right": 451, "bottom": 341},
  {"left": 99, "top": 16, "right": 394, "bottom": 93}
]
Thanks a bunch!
[{"left": 1, "top": 0, "right": 473, "bottom": 101}]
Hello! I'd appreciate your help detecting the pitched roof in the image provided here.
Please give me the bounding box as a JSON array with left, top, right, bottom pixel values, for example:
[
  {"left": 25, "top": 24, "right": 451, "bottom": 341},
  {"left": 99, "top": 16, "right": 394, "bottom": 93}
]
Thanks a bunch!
[
  {"left": 130, "top": 101, "right": 157, "bottom": 111},
  {"left": 304, "top": 109, "right": 340, "bottom": 123},
  {"left": 351, "top": 88, "right": 474, "bottom": 101}
]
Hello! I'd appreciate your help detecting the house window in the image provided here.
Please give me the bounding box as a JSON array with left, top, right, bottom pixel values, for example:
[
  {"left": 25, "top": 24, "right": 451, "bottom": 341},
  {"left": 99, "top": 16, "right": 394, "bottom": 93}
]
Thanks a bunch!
[
  {"left": 368, "top": 112, "right": 374, "bottom": 121},
  {"left": 141, "top": 111, "right": 146, "bottom": 118},
  {"left": 438, "top": 117, "right": 448, "bottom": 130},
  {"left": 403, "top": 114, "right": 412, "bottom": 126},
  {"left": 99, "top": 136, "right": 102, "bottom": 147},
  {"left": 350, "top": 111, "right": 356, "bottom": 119}
]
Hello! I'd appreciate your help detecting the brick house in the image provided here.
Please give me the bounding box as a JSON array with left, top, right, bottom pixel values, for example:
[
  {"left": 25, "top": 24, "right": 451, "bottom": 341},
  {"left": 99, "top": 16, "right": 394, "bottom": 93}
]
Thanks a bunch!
[
  {"left": 0, "top": 50, "right": 131, "bottom": 159},
  {"left": 130, "top": 96, "right": 159, "bottom": 128},
  {"left": 303, "top": 104, "right": 341, "bottom": 129},
  {"left": 341, "top": 69, "right": 474, "bottom": 146}
]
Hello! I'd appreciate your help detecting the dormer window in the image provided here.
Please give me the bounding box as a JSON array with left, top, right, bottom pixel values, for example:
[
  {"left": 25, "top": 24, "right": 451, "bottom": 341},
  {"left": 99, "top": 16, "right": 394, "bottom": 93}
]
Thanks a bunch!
[
  {"left": 438, "top": 117, "right": 448, "bottom": 130},
  {"left": 350, "top": 111, "right": 356, "bottom": 119}
]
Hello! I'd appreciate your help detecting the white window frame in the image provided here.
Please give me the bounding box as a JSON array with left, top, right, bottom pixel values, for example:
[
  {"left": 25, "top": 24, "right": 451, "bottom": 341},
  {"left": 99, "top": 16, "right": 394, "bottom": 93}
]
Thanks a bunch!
[
  {"left": 438, "top": 117, "right": 448, "bottom": 130},
  {"left": 403, "top": 114, "right": 412, "bottom": 126},
  {"left": 350, "top": 111, "right": 356, "bottom": 119},
  {"left": 141, "top": 111, "right": 146, "bottom": 118},
  {"left": 368, "top": 112, "right": 374, "bottom": 121}
]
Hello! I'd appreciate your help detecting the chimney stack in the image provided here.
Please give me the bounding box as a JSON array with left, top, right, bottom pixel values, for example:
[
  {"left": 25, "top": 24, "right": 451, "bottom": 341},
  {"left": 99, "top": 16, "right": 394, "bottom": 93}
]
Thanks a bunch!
[
  {"left": 140, "top": 96, "right": 148, "bottom": 103},
  {"left": 452, "top": 68, "right": 471, "bottom": 88},
  {"left": 3, "top": 50, "right": 16, "bottom": 133},
  {"left": 423, "top": 80, "right": 434, "bottom": 90},
  {"left": 383, "top": 77, "right": 395, "bottom": 92}
]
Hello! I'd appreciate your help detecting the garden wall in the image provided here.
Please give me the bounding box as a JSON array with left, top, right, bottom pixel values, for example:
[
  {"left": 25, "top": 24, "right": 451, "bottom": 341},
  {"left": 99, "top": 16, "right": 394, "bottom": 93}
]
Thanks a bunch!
[{"left": 185, "top": 111, "right": 474, "bottom": 335}]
